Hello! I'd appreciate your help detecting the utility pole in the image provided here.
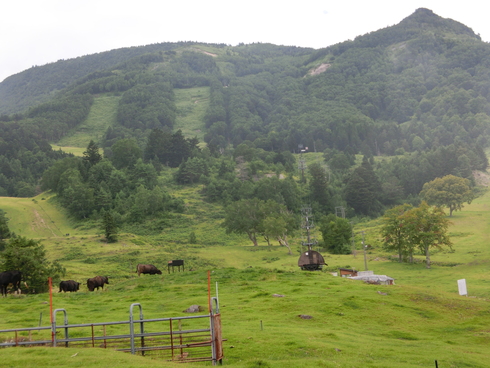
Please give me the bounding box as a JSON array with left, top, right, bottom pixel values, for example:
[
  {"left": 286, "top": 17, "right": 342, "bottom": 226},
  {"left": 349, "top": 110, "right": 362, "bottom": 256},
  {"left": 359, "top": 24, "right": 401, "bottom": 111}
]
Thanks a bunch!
[
  {"left": 350, "top": 222, "right": 356, "bottom": 258},
  {"left": 361, "top": 231, "right": 368, "bottom": 271},
  {"left": 298, "top": 144, "right": 307, "bottom": 183},
  {"left": 301, "top": 206, "right": 317, "bottom": 251},
  {"left": 335, "top": 206, "right": 345, "bottom": 219}
]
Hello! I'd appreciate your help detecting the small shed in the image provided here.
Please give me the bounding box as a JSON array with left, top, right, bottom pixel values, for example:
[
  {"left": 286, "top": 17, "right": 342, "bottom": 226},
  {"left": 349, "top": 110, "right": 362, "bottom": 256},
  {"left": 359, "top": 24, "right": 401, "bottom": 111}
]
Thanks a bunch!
[
  {"left": 298, "top": 250, "right": 326, "bottom": 271},
  {"left": 339, "top": 268, "right": 358, "bottom": 278}
]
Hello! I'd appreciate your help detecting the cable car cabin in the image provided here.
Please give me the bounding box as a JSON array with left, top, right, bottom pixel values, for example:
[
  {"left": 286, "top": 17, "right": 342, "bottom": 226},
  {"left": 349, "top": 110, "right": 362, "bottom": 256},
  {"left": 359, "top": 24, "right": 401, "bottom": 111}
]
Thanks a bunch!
[{"left": 298, "top": 250, "right": 326, "bottom": 271}]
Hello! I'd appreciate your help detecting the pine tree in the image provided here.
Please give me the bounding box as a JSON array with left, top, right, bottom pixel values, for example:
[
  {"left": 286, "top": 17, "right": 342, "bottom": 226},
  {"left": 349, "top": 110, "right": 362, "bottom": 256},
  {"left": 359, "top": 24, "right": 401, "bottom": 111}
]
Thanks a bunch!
[
  {"left": 83, "top": 140, "right": 102, "bottom": 167},
  {"left": 103, "top": 211, "right": 118, "bottom": 243},
  {"left": 345, "top": 157, "right": 383, "bottom": 217}
]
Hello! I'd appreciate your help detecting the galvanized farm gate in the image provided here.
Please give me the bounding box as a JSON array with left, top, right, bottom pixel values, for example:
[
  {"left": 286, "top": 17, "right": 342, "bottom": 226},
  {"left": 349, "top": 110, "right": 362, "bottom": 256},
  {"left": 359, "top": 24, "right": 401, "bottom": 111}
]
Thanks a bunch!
[{"left": 0, "top": 298, "right": 223, "bottom": 365}]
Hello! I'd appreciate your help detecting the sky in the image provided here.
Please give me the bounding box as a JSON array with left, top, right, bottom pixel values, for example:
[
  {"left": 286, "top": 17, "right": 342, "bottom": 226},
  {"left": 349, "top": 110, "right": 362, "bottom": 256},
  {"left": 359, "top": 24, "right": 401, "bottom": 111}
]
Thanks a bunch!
[{"left": 1, "top": 1, "right": 489, "bottom": 82}]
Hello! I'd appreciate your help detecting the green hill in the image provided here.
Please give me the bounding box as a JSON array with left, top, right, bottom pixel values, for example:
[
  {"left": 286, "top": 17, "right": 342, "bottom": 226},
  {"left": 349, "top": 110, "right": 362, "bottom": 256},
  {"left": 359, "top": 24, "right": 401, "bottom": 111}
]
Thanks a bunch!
[
  {"left": 2, "top": 188, "right": 490, "bottom": 367},
  {"left": 1, "top": 8, "right": 490, "bottom": 203},
  {"left": 2, "top": 8, "right": 490, "bottom": 366}
]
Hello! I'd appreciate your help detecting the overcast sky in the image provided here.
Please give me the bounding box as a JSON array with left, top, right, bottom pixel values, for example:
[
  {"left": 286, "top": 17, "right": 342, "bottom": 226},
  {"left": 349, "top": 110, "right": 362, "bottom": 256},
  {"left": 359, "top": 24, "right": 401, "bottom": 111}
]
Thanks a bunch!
[{"left": 1, "top": 1, "right": 488, "bottom": 82}]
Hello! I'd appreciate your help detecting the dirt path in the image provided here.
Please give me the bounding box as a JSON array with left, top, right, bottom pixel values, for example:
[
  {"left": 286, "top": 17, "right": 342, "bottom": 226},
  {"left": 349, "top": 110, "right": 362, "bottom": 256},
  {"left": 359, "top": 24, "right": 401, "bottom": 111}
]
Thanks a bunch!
[{"left": 31, "top": 209, "right": 60, "bottom": 237}]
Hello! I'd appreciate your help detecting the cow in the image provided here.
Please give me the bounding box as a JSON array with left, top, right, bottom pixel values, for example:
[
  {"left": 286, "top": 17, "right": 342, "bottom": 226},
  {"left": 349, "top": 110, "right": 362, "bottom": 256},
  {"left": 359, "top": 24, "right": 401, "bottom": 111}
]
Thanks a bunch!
[
  {"left": 59, "top": 280, "right": 80, "bottom": 293},
  {"left": 87, "top": 276, "right": 109, "bottom": 291},
  {"left": 0, "top": 270, "right": 22, "bottom": 297},
  {"left": 136, "top": 264, "right": 162, "bottom": 276}
]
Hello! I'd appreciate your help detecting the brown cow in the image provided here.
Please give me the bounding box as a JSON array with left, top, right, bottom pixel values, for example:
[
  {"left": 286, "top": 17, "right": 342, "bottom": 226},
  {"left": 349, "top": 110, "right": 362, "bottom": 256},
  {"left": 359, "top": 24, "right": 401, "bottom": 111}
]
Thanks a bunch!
[
  {"left": 87, "top": 276, "right": 109, "bottom": 291},
  {"left": 136, "top": 264, "right": 162, "bottom": 276}
]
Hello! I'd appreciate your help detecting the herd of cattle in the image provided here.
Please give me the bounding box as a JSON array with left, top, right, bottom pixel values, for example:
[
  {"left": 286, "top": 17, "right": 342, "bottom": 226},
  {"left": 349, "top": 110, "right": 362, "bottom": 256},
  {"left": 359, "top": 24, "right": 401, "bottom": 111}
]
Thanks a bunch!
[{"left": 1, "top": 264, "right": 165, "bottom": 296}]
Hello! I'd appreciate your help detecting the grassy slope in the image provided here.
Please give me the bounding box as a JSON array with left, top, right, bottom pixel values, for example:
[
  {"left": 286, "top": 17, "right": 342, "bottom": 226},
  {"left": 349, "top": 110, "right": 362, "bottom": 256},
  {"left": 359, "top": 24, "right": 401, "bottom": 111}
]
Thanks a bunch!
[
  {"left": 1, "top": 184, "right": 490, "bottom": 367},
  {"left": 2, "top": 86, "right": 490, "bottom": 367},
  {"left": 51, "top": 86, "right": 209, "bottom": 153},
  {"left": 173, "top": 87, "right": 209, "bottom": 144},
  {"left": 56, "top": 95, "right": 119, "bottom": 148},
  {"left": 0, "top": 193, "right": 91, "bottom": 239}
]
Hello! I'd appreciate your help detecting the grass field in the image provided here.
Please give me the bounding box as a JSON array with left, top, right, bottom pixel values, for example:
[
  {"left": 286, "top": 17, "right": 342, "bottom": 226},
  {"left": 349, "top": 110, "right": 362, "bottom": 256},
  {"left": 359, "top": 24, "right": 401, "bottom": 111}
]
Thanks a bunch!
[
  {"left": 174, "top": 87, "right": 209, "bottom": 144},
  {"left": 56, "top": 95, "right": 119, "bottom": 148},
  {"left": 1, "top": 181, "right": 490, "bottom": 367}
]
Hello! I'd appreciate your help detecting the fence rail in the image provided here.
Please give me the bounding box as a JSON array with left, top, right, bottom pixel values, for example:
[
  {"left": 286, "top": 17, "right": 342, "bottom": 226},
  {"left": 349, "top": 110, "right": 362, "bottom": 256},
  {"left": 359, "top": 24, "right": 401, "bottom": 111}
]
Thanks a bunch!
[{"left": 0, "top": 300, "right": 223, "bottom": 365}]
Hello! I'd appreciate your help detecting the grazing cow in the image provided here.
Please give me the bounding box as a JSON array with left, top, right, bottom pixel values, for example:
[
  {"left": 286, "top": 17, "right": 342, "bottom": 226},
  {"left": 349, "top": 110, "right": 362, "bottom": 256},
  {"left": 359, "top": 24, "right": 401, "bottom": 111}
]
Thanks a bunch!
[
  {"left": 59, "top": 280, "right": 81, "bottom": 293},
  {"left": 0, "top": 270, "right": 22, "bottom": 297},
  {"left": 136, "top": 264, "right": 162, "bottom": 276},
  {"left": 87, "top": 276, "right": 109, "bottom": 291}
]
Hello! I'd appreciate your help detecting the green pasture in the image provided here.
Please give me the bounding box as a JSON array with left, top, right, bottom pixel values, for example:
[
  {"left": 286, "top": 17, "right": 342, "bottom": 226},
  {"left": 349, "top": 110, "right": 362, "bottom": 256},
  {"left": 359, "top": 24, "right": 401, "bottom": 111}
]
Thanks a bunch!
[
  {"left": 2, "top": 183, "right": 490, "bottom": 366},
  {"left": 0, "top": 268, "right": 489, "bottom": 367}
]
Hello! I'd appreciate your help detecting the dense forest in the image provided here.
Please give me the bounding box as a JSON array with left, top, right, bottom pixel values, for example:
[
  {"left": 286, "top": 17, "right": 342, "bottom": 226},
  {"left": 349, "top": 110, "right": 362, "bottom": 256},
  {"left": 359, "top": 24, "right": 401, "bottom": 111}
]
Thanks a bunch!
[{"left": 0, "top": 8, "right": 489, "bottom": 234}]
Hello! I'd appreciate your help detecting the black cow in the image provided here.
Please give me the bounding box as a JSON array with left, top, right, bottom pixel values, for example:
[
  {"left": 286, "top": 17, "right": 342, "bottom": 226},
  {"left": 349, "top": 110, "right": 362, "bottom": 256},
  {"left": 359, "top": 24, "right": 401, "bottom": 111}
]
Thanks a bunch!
[
  {"left": 87, "top": 276, "right": 109, "bottom": 291},
  {"left": 136, "top": 264, "right": 162, "bottom": 276},
  {"left": 0, "top": 270, "right": 22, "bottom": 297},
  {"left": 59, "top": 280, "right": 80, "bottom": 293}
]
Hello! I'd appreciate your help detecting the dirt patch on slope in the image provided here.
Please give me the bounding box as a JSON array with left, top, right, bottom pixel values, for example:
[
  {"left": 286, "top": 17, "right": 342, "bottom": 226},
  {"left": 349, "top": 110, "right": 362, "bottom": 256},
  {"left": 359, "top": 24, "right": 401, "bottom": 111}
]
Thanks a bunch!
[
  {"left": 308, "top": 63, "right": 331, "bottom": 76},
  {"left": 473, "top": 170, "right": 490, "bottom": 186}
]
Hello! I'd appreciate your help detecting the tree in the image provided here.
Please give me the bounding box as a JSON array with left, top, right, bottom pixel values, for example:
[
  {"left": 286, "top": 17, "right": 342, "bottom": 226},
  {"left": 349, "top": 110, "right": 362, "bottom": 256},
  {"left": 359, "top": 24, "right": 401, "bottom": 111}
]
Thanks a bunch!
[
  {"left": 222, "top": 198, "right": 265, "bottom": 246},
  {"left": 144, "top": 128, "right": 171, "bottom": 163},
  {"left": 129, "top": 159, "right": 158, "bottom": 189},
  {"left": 319, "top": 214, "right": 352, "bottom": 254},
  {"left": 380, "top": 202, "right": 452, "bottom": 267},
  {"left": 420, "top": 175, "right": 473, "bottom": 216},
  {"left": 0, "top": 209, "right": 11, "bottom": 251},
  {"left": 0, "top": 236, "right": 65, "bottom": 293},
  {"left": 40, "top": 156, "right": 81, "bottom": 192},
  {"left": 328, "top": 152, "right": 353, "bottom": 171},
  {"left": 174, "top": 157, "right": 209, "bottom": 184},
  {"left": 261, "top": 201, "right": 298, "bottom": 255},
  {"left": 83, "top": 140, "right": 102, "bottom": 167},
  {"left": 400, "top": 201, "right": 452, "bottom": 269},
  {"left": 103, "top": 211, "right": 118, "bottom": 243},
  {"left": 57, "top": 168, "right": 95, "bottom": 219},
  {"left": 111, "top": 138, "right": 142, "bottom": 169},
  {"left": 380, "top": 203, "right": 413, "bottom": 262},
  {"left": 345, "top": 157, "right": 383, "bottom": 217},
  {"left": 308, "top": 163, "right": 332, "bottom": 214}
]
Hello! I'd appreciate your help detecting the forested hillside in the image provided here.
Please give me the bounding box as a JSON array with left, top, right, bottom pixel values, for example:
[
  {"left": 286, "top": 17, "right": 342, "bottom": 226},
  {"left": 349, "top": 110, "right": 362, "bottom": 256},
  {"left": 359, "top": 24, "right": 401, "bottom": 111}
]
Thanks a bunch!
[{"left": 0, "top": 8, "right": 489, "bottom": 228}]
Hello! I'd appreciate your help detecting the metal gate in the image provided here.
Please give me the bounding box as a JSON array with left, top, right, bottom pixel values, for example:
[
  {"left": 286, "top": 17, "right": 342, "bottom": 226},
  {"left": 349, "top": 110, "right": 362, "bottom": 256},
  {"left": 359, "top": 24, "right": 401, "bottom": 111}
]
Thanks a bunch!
[{"left": 0, "top": 298, "right": 223, "bottom": 365}]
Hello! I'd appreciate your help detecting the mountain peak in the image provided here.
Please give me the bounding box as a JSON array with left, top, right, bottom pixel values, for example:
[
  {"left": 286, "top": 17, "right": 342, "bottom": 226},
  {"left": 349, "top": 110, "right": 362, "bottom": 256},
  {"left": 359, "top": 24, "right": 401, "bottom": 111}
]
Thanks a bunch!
[{"left": 399, "top": 8, "right": 479, "bottom": 40}]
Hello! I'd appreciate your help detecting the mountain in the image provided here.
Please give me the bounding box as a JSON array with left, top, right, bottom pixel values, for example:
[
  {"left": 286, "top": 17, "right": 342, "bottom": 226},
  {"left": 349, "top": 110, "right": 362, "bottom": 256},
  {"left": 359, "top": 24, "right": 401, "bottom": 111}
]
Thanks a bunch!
[
  {"left": 0, "top": 42, "right": 226, "bottom": 115},
  {"left": 0, "top": 8, "right": 482, "bottom": 114},
  {"left": 0, "top": 8, "right": 489, "bottom": 215}
]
